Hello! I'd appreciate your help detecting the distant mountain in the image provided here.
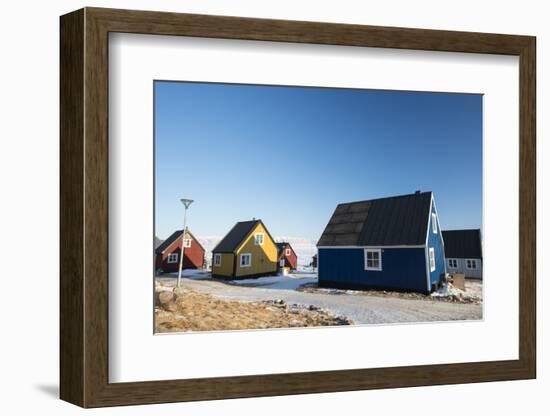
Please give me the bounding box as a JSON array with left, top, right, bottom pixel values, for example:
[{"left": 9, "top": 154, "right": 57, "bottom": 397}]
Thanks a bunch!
[
  {"left": 197, "top": 235, "right": 317, "bottom": 266},
  {"left": 196, "top": 236, "right": 223, "bottom": 259}
]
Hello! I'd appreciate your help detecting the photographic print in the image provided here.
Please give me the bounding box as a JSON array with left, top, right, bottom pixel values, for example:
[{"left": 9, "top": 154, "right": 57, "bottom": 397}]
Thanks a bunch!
[
  {"left": 59, "top": 9, "right": 535, "bottom": 406},
  {"left": 153, "top": 81, "right": 483, "bottom": 334}
]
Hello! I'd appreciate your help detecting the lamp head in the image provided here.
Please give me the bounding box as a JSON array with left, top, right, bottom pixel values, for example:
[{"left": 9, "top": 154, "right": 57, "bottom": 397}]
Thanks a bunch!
[{"left": 180, "top": 198, "right": 194, "bottom": 209}]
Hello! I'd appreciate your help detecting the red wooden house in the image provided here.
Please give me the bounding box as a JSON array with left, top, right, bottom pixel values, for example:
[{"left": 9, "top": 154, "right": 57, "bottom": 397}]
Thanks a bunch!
[
  {"left": 155, "top": 229, "right": 205, "bottom": 273},
  {"left": 276, "top": 242, "right": 298, "bottom": 271}
]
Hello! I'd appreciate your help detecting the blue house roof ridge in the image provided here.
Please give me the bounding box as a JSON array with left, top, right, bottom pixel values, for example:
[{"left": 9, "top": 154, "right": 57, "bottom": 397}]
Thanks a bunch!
[
  {"left": 317, "top": 191, "right": 434, "bottom": 247},
  {"left": 335, "top": 190, "right": 433, "bottom": 206}
]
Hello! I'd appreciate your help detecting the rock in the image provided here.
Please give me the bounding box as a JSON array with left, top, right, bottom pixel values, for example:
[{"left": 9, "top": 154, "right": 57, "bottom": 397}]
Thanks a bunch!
[
  {"left": 173, "top": 287, "right": 187, "bottom": 298},
  {"left": 163, "top": 301, "right": 178, "bottom": 312},
  {"left": 156, "top": 290, "right": 175, "bottom": 306}
]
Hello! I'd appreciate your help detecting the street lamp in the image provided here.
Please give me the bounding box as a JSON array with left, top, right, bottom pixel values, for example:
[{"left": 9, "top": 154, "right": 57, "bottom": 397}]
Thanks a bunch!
[{"left": 177, "top": 198, "right": 194, "bottom": 288}]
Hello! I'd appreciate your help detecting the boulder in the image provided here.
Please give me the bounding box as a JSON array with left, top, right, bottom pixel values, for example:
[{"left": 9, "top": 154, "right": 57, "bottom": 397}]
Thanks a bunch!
[
  {"left": 156, "top": 290, "right": 175, "bottom": 306},
  {"left": 163, "top": 301, "right": 178, "bottom": 312},
  {"left": 173, "top": 287, "right": 188, "bottom": 299}
]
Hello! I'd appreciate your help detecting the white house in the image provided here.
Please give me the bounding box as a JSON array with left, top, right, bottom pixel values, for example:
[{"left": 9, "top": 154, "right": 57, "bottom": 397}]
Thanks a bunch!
[{"left": 442, "top": 229, "right": 482, "bottom": 279}]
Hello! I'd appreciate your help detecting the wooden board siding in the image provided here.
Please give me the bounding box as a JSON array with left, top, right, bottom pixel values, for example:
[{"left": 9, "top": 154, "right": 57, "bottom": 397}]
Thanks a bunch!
[
  {"left": 155, "top": 232, "right": 205, "bottom": 273},
  {"left": 235, "top": 222, "right": 278, "bottom": 278},
  {"left": 279, "top": 244, "right": 298, "bottom": 270},
  {"left": 318, "top": 247, "right": 429, "bottom": 293},
  {"left": 446, "top": 258, "right": 483, "bottom": 279},
  {"left": 211, "top": 253, "right": 234, "bottom": 277},
  {"left": 427, "top": 202, "right": 447, "bottom": 290}
]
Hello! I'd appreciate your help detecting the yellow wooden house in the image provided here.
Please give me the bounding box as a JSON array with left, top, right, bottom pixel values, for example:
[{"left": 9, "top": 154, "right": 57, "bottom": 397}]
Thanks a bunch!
[{"left": 211, "top": 219, "right": 278, "bottom": 279}]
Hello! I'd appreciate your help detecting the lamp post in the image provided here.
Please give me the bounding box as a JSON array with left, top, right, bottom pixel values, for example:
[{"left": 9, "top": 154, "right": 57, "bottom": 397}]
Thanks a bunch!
[{"left": 177, "top": 198, "right": 194, "bottom": 289}]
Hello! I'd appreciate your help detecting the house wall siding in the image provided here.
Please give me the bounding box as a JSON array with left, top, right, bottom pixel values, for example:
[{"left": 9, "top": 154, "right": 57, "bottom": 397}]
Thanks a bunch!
[
  {"left": 211, "top": 253, "right": 234, "bottom": 277},
  {"left": 155, "top": 233, "right": 205, "bottom": 273},
  {"left": 235, "top": 222, "right": 278, "bottom": 278},
  {"left": 280, "top": 245, "right": 298, "bottom": 270},
  {"left": 446, "top": 258, "right": 483, "bottom": 279},
  {"left": 318, "top": 247, "right": 428, "bottom": 293},
  {"left": 427, "top": 203, "right": 447, "bottom": 288}
]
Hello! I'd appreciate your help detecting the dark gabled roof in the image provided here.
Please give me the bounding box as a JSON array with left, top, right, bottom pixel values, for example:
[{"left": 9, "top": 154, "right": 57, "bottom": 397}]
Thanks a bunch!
[
  {"left": 276, "top": 242, "right": 293, "bottom": 256},
  {"left": 213, "top": 219, "right": 275, "bottom": 253},
  {"left": 317, "top": 192, "right": 433, "bottom": 247},
  {"left": 442, "top": 229, "right": 482, "bottom": 259},
  {"left": 275, "top": 242, "right": 287, "bottom": 255},
  {"left": 155, "top": 229, "right": 204, "bottom": 254}
]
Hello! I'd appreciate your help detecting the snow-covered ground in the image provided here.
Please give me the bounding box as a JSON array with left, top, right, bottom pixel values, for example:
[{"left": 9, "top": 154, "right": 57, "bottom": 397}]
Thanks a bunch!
[
  {"left": 155, "top": 271, "right": 482, "bottom": 325},
  {"left": 159, "top": 269, "right": 211, "bottom": 280},
  {"left": 231, "top": 273, "right": 317, "bottom": 290},
  {"left": 158, "top": 269, "right": 316, "bottom": 289}
]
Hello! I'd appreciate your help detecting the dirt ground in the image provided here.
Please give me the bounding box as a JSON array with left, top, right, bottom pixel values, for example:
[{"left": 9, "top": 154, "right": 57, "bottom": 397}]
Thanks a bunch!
[
  {"left": 155, "top": 287, "right": 352, "bottom": 333},
  {"left": 298, "top": 279, "right": 483, "bottom": 304}
]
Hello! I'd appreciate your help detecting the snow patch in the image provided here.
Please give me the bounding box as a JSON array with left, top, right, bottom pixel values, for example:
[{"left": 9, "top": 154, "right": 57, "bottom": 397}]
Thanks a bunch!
[
  {"left": 160, "top": 269, "right": 211, "bottom": 280},
  {"left": 231, "top": 274, "right": 317, "bottom": 291}
]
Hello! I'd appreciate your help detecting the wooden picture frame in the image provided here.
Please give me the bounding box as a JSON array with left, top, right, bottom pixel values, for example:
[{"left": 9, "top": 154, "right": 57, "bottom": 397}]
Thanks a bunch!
[{"left": 60, "top": 7, "right": 536, "bottom": 408}]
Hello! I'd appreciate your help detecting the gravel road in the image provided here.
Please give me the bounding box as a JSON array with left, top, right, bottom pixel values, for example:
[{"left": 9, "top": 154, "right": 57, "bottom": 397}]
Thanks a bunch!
[{"left": 157, "top": 274, "right": 482, "bottom": 325}]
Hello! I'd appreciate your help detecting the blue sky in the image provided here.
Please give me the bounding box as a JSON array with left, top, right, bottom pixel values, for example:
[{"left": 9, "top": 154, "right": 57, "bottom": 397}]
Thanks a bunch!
[{"left": 155, "top": 81, "right": 482, "bottom": 240}]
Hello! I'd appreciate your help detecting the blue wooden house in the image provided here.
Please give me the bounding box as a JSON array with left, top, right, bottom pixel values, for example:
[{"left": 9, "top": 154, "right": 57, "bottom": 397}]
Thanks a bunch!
[{"left": 317, "top": 191, "right": 446, "bottom": 294}]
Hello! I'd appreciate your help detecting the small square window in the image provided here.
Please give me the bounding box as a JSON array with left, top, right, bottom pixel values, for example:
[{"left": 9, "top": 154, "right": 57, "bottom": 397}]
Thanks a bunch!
[
  {"left": 285, "top": 248, "right": 291, "bottom": 256},
  {"left": 466, "top": 259, "right": 477, "bottom": 269},
  {"left": 182, "top": 239, "right": 192, "bottom": 248},
  {"left": 167, "top": 253, "right": 178, "bottom": 263},
  {"left": 364, "top": 249, "right": 382, "bottom": 271},
  {"left": 240, "top": 253, "right": 252, "bottom": 267},
  {"left": 254, "top": 233, "right": 264, "bottom": 246},
  {"left": 448, "top": 258, "right": 458, "bottom": 268},
  {"left": 429, "top": 247, "right": 436, "bottom": 272}
]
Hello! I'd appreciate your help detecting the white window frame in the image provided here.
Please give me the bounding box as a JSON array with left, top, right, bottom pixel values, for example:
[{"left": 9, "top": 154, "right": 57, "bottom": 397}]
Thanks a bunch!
[
  {"left": 167, "top": 253, "right": 178, "bottom": 264},
  {"left": 364, "top": 248, "right": 382, "bottom": 271},
  {"left": 429, "top": 247, "right": 436, "bottom": 272},
  {"left": 240, "top": 253, "right": 252, "bottom": 268},
  {"left": 285, "top": 248, "right": 291, "bottom": 256},
  {"left": 448, "top": 258, "right": 458, "bottom": 269},
  {"left": 254, "top": 233, "right": 265, "bottom": 246},
  {"left": 182, "top": 238, "right": 192, "bottom": 248},
  {"left": 432, "top": 213, "right": 438, "bottom": 233},
  {"left": 466, "top": 259, "right": 478, "bottom": 269},
  {"left": 213, "top": 253, "right": 222, "bottom": 267}
]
